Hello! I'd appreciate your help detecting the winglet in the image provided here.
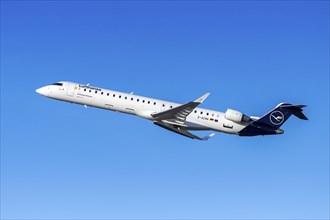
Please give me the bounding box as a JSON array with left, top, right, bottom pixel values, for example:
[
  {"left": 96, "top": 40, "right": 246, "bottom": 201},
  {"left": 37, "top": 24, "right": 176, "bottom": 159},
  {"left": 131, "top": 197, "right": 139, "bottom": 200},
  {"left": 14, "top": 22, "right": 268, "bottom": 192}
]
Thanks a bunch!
[
  {"left": 194, "top": 92, "right": 210, "bottom": 104},
  {"left": 202, "top": 133, "right": 215, "bottom": 141}
]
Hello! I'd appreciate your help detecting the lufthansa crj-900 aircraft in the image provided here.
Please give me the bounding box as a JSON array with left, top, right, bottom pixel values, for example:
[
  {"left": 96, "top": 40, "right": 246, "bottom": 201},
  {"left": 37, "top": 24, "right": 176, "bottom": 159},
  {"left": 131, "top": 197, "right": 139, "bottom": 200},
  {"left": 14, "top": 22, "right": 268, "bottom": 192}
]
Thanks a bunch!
[{"left": 36, "top": 82, "right": 308, "bottom": 140}]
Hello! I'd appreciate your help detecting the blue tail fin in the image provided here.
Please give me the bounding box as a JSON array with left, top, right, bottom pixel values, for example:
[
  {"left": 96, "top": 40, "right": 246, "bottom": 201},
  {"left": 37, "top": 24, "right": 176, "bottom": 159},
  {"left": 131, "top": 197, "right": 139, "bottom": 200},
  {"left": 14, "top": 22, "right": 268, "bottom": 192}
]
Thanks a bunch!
[
  {"left": 239, "top": 103, "right": 308, "bottom": 136},
  {"left": 256, "top": 103, "right": 308, "bottom": 129}
]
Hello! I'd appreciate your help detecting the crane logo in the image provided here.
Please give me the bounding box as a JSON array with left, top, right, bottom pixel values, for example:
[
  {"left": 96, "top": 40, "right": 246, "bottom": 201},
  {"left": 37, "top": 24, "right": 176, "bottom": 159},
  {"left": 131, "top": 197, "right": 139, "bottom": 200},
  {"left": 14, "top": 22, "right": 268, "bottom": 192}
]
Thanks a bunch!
[{"left": 270, "top": 111, "right": 284, "bottom": 125}]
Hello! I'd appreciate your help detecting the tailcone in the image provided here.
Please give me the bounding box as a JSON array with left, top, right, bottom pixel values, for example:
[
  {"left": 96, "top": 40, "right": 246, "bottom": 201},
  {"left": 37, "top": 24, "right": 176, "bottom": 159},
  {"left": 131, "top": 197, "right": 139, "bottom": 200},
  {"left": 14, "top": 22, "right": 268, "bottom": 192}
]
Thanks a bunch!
[{"left": 275, "top": 129, "right": 284, "bottom": 134}]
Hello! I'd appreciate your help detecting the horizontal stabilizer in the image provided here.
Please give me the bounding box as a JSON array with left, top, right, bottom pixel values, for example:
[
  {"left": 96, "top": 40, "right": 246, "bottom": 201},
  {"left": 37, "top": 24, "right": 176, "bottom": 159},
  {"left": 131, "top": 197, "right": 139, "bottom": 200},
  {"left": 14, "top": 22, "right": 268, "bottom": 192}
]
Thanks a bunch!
[
  {"left": 280, "top": 104, "right": 308, "bottom": 120},
  {"left": 293, "top": 111, "right": 308, "bottom": 120}
]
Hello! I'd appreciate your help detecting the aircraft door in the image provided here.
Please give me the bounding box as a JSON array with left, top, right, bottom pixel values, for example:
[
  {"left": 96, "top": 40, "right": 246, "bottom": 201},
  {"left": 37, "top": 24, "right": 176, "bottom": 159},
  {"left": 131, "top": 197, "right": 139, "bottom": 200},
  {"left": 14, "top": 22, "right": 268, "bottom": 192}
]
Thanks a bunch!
[{"left": 66, "top": 83, "right": 76, "bottom": 97}]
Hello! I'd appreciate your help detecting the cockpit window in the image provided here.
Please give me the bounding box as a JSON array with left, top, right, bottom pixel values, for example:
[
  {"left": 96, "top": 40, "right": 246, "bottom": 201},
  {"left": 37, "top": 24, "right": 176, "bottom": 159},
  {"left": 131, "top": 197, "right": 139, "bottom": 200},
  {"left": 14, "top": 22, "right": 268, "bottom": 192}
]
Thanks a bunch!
[{"left": 51, "top": 83, "right": 63, "bottom": 86}]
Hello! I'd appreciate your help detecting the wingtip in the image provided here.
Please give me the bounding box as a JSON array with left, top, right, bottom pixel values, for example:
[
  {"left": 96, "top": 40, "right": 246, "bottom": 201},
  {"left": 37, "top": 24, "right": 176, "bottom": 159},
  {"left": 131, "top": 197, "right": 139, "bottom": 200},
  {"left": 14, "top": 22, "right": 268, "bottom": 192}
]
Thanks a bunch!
[
  {"left": 202, "top": 133, "right": 215, "bottom": 141},
  {"left": 195, "top": 92, "right": 211, "bottom": 103}
]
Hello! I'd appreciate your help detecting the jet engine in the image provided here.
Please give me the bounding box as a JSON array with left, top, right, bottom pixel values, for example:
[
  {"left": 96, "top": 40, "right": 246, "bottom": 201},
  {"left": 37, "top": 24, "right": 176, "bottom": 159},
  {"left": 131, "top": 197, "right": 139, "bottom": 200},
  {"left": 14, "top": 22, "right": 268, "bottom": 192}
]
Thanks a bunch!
[{"left": 225, "top": 109, "right": 251, "bottom": 123}]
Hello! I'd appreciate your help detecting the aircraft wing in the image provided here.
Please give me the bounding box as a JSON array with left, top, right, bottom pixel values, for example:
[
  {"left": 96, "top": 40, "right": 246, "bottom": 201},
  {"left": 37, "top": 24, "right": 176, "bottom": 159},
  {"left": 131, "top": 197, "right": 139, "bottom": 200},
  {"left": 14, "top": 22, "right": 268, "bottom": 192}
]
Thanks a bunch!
[
  {"left": 152, "top": 93, "right": 210, "bottom": 126},
  {"left": 154, "top": 121, "right": 215, "bottom": 140},
  {"left": 152, "top": 93, "right": 214, "bottom": 140}
]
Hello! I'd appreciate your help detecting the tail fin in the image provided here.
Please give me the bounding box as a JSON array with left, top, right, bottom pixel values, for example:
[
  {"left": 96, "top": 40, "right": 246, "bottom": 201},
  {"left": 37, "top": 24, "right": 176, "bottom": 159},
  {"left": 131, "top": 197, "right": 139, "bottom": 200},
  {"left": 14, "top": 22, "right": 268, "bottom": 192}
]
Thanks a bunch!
[{"left": 256, "top": 103, "right": 308, "bottom": 129}]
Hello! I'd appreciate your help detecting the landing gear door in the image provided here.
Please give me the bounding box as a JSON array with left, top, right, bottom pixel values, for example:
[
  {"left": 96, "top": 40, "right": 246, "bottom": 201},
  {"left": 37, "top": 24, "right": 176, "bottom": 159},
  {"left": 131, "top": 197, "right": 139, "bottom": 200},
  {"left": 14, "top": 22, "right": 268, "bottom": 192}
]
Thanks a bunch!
[{"left": 66, "top": 83, "right": 76, "bottom": 97}]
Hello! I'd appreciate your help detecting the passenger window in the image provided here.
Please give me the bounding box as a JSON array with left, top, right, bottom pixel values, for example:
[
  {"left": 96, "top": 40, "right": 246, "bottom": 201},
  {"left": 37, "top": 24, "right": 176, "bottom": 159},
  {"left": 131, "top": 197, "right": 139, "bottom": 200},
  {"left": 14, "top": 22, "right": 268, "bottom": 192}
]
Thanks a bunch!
[
  {"left": 142, "top": 100, "right": 145, "bottom": 103},
  {"left": 154, "top": 102, "right": 156, "bottom": 105},
  {"left": 131, "top": 98, "right": 133, "bottom": 101},
  {"left": 194, "top": 110, "right": 197, "bottom": 113},
  {"left": 101, "top": 92, "right": 103, "bottom": 95},
  {"left": 113, "top": 94, "right": 115, "bottom": 97},
  {"left": 119, "top": 95, "right": 121, "bottom": 98},
  {"left": 201, "top": 111, "right": 203, "bottom": 115},
  {"left": 107, "top": 93, "right": 109, "bottom": 96},
  {"left": 125, "top": 97, "right": 127, "bottom": 99},
  {"left": 137, "top": 99, "right": 139, "bottom": 102},
  {"left": 84, "top": 89, "right": 86, "bottom": 91},
  {"left": 89, "top": 90, "right": 91, "bottom": 92},
  {"left": 162, "top": 104, "right": 165, "bottom": 107},
  {"left": 148, "top": 101, "right": 150, "bottom": 104},
  {"left": 95, "top": 91, "right": 97, "bottom": 94},
  {"left": 207, "top": 113, "right": 209, "bottom": 116}
]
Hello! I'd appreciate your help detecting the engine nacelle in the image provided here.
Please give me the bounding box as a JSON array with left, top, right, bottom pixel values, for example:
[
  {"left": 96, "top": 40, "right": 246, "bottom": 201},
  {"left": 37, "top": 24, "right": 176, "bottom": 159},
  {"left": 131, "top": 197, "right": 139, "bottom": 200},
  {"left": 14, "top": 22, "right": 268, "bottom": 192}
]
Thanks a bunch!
[{"left": 225, "top": 109, "right": 251, "bottom": 123}]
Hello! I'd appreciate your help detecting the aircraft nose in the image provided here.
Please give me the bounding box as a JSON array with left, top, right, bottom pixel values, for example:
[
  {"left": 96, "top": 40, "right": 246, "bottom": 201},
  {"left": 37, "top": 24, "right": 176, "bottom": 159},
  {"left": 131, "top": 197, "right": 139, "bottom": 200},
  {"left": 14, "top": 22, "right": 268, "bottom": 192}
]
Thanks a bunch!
[
  {"left": 36, "top": 88, "right": 42, "bottom": 94},
  {"left": 36, "top": 86, "right": 48, "bottom": 96}
]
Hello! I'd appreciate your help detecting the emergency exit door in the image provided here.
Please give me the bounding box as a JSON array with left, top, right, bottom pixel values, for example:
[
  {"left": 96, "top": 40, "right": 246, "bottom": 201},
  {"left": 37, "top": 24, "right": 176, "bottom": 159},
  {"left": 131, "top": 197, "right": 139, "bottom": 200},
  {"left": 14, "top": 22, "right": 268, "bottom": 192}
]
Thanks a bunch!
[{"left": 66, "top": 83, "right": 76, "bottom": 97}]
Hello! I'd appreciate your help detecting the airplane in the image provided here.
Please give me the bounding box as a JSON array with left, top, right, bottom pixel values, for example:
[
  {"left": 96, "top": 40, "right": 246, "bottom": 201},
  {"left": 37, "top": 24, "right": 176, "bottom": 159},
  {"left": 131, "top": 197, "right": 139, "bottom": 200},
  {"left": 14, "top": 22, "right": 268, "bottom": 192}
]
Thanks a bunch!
[{"left": 36, "top": 81, "right": 308, "bottom": 140}]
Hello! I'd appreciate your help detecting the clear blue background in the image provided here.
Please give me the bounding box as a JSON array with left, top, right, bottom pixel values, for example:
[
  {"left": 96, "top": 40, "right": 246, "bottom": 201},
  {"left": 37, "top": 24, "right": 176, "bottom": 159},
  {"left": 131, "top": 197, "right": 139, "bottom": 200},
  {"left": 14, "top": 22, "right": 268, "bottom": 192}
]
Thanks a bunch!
[{"left": 1, "top": 1, "right": 329, "bottom": 219}]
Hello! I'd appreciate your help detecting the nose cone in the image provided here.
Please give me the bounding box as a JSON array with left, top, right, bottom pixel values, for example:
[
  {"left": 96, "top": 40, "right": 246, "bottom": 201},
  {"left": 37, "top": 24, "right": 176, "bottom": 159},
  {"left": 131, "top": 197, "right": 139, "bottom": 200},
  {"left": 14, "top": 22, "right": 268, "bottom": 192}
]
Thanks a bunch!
[
  {"left": 36, "top": 88, "right": 42, "bottom": 94},
  {"left": 36, "top": 86, "right": 48, "bottom": 96}
]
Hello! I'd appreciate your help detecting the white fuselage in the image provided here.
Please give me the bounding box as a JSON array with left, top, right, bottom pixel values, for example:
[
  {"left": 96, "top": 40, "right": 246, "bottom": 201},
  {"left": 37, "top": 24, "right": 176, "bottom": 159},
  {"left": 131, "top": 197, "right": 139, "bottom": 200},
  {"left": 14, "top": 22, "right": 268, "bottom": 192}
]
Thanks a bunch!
[{"left": 36, "top": 81, "right": 248, "bottom": 135}]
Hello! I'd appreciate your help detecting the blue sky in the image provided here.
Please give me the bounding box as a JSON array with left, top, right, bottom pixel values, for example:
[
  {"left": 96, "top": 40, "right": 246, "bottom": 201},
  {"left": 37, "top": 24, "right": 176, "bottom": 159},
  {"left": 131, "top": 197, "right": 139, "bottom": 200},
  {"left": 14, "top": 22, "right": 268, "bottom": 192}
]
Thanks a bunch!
[{"left": 1, "top": 1, "right": 329, "bottom": 219}]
